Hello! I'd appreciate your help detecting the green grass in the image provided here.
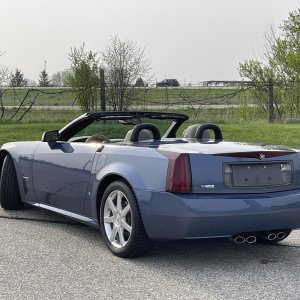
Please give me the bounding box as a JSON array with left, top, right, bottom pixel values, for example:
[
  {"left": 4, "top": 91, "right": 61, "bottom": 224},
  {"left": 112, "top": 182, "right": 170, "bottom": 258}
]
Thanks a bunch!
[
  {"left": 1, "top": 87, "right": 253, "bottom": 106},
  {"left": 1, "top": 88, "right": 74, "bottom": 106},
  {"left": 168, "top": 107, "right": 267, "bottom": 124},
  {"left": 0, "top": 123, "right": 64, "bottom": 145},
  {"left": 1, "top": 122, "right": 300, "bottom": 149},
  {"left": 1, "top": 101, "right": 299, "bottom": 148},
  {"left": 0, "top": 108, "right": 79, "bottom": 124},
  {"left": 220, "top": 123, "right": 300, "bottom": 148},
  {"left": 1, "top": 106, "right": 267, "bottom": 125},
  {"left": 0, "top": 107, "right": 267, "bottom": 124}
]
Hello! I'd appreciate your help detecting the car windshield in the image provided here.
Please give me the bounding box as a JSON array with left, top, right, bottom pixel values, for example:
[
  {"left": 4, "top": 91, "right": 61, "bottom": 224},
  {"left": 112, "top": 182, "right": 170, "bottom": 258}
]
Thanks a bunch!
[{"left": 71, "top": 117, "right": 175, "bottom": 140}]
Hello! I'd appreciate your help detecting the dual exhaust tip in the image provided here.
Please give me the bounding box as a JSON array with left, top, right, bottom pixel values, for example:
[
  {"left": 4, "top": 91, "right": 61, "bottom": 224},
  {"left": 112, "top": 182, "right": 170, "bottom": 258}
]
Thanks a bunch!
[
  {"left": 262, "top": 231, "right": 286, "bottom": 241},
  {"left": 231, "top": 231, "right": 286, "bottom": 244},
  {"left": 232, "top": 235, "right": 256, "bottom": 244}
]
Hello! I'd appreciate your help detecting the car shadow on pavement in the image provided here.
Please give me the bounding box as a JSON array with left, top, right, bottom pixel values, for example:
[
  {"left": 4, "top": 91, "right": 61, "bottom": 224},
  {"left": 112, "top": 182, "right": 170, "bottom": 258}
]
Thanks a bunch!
[
  {"left": 1, "top": 206, "right": 299, "bottom": 300},
  {"left": 1, "top": 205, "right": 299, "bottom": 264}
]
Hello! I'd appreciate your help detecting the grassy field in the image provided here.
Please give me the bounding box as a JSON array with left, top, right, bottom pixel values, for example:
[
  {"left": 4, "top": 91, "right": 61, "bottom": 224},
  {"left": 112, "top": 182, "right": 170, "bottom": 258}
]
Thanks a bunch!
[
  {"left": 1, "top": 108, "right": 79, "bottom": 124},
  {"left": 1, "top": 92, "right": 299, "bottom": 148},
  {"left": 1, "top": 87, "right": 253, "bottom": 107},
  {"left": 0, "top": 123, "right": 64, "bottom": 145},
  {"left": 1, "top": 121, "right": 300, "bottom": 149},
  {"left": 0, "top": 106, "right": 267, "bottom": 125}
]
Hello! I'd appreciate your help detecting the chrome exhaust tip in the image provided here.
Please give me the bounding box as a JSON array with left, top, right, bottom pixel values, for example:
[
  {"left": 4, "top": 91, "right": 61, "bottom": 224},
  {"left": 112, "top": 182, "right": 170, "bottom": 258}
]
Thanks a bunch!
[
  {"left": 277, "top": 232, "right": 286, "bottom": 240},
  {"left": 267, "top": 233, "right": 277, "bottom": 241},
  {"left": 245, "top": 235, "right": 257, "bottom": 244},
  {"left": 261, "top": 232, "right": 277, "bottom": 241},
  {"left": 231, "top": 235, "right": 246, "bottom": 244}
]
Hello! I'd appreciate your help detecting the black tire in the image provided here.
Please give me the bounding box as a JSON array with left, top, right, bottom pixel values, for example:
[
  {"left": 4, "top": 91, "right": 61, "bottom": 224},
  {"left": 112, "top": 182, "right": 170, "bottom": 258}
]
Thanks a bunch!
[
  {"left": 0, "top": 155, "right": 24, "bottom": 210},
  {"left": 100, "top": 181, "right": 153, "bottom": 257},
  {"left": 256, "top": 229, "right": 292, "bottom": 244}
]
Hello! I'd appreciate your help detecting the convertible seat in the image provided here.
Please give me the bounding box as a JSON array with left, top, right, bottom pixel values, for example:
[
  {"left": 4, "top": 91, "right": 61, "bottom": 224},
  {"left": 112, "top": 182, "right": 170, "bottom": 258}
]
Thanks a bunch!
[
  {"left": 183, "top": 124, "right": 223, "bottom": 142},
  {"left": 125, "top": 129, "right": 152, "bottom": 141},
  {"left": 125, "top": 124, "right": 161, "bottom": 142},
  {"left": 182, "top": 124, "right": 202, "bottom": 138}
]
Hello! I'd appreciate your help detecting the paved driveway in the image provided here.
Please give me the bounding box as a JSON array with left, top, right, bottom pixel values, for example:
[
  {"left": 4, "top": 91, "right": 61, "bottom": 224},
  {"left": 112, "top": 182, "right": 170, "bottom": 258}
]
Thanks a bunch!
[{"left": 0, "top": 206, "right": 299, "bottom": 300}]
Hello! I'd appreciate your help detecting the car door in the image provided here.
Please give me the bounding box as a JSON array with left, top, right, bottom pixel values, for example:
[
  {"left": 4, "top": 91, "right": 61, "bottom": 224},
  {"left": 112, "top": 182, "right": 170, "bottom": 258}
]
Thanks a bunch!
[{"left": 32, "top": 141, "right": 99, "bottom": 214}]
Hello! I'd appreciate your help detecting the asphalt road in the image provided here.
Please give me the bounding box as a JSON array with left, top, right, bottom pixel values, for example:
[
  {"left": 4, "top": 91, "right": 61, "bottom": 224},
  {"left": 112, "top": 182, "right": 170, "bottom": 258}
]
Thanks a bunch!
[{"left": 0, "top": 206, "right": 299, "bottom": 300}]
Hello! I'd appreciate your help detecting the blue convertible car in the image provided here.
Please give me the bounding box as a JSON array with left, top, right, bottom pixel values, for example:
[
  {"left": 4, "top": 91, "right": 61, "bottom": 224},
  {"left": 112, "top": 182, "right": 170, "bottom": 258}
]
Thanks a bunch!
[{"left": 1, "top": 111, "right": 300, "bottom": 257}]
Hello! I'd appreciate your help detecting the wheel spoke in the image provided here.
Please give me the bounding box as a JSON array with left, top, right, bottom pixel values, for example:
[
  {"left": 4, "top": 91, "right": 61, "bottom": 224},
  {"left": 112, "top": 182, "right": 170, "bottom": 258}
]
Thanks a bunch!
[
  {"left": 110, "top": 226, "right": 117, "bottom": 242},
  {"left": 121, "top": 219, "right": 132, "bottom": 233},
  {"left": 120, "top": 204, "right": 130, "bottom": 217},
  {"left": 116, "top": 191, "right": 122, "bottom": 212},
  {"left": 108, "top": 196, "right": 117, "bottom": 213},
  {"left": 104, "top": 216, "right": 114, "bottom": 224},
  {"left": 118, "top": 227, "right": 125, "bottom": 247}
]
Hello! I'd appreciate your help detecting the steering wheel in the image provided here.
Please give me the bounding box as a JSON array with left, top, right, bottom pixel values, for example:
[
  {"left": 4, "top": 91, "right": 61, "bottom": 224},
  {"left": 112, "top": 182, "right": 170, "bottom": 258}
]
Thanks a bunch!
[{"left": 85, "top": 135, "right": 111, "bottom": 144}]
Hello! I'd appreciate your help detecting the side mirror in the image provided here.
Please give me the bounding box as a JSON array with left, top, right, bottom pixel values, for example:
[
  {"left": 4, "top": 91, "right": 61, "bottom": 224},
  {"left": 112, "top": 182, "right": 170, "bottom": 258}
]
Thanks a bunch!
[{"left": 42, "top": 130, "right": 60, "bottom": 142}]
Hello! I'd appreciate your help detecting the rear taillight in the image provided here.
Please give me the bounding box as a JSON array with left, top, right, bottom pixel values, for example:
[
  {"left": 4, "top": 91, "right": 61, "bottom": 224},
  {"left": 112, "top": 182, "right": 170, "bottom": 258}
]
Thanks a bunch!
[
  {"left": 280, "top": 162, "right": 293, "bottom": 185},
  {"left": 224, "top": 164, "right": 234, "bottom": 187},
  {"left": 158, "top": 151, "right": 192, "bottom": 193}
]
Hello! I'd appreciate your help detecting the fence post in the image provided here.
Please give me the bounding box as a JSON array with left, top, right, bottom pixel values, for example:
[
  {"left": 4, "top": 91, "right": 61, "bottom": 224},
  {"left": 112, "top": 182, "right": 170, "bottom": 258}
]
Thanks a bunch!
[
  {"left": 100, "top": 68, "right": 106, "bottom": 111},
  {"left": 268, "top": 77, "right": 274, "bottom": 123}
]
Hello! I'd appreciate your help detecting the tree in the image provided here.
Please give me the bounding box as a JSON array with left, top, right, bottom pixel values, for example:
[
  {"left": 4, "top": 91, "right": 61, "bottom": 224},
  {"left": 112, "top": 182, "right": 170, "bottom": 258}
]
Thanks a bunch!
[
  {"left": 134, "top": 77, "right": 145, "bottom": 87},
  {"left": 102, "top": 36, "right": 151, "bottom": 110},
  {"left": 51, "top": 69, "right": 72, "bottom": 87},
  {"left": 0, "top": 51, "right": 9, "bottom": 87},
  {"left": 26, "top": 79, "right": 37, "bottom": 87},
  {"left": 0, "top": 52, "right": 11, "bottom": 120},
  {"left": 0, "top": 52, "right": 37, "bottom": 122},
  {"left": 38, "top": 70, "right": 51, "bottom": 87},
  {"left": 10, "top": 69, "right": 28, "bottom": 87},
  {"left": 239, "top": 8, "right": 300, "bottom": 120},
  {"left": 0, "top": 66, "right": 9, "bottom": 87},
  {"left": 67, "top": 44, "right": 100, "bottom": 112}
]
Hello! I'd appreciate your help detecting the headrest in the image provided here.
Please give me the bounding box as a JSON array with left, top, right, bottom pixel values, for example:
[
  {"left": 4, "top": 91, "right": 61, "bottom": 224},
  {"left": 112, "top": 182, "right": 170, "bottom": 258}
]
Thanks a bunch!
[
  {"left": 124, "top": 129, "right": 152, "bottom": 142},
  {"left": 125, "top": 123, "right": 161, "bottom": 142},
  {"left": 182, "top": 124, "right": 223, "bottom": 142}
]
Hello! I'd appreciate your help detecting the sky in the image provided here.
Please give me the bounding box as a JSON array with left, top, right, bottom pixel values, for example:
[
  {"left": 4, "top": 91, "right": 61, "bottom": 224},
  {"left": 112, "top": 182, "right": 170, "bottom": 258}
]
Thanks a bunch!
[{"left": 0, "top": 0, "right": 299, "bottom": 85}]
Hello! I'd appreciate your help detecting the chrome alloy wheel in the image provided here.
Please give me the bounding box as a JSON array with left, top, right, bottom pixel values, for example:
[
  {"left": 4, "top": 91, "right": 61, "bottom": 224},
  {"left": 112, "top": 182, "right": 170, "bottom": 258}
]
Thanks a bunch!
[{"left": 103, "top": 190, "right": 132, "bottom": 248}]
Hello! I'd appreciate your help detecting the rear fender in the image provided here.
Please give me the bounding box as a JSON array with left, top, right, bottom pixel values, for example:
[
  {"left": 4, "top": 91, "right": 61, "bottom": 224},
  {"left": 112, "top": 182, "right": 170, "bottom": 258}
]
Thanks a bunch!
[
  {"left": 95, "top": 158, "right": 168, "bottom": 191},
  {"left": 84, "top": 157, "right": 168, "bottom": 221}
]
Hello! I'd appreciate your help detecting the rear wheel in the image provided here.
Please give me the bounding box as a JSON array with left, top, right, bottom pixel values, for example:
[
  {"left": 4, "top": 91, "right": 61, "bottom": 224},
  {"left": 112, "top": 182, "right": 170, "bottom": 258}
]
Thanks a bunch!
[
  {"left": 100, "top": 181, "right": 153, "bottom": 257},
  {"left": 0, "top": 155, "right": 24, "bottom": 210},
  {"left": 257, "top": 229, "right": 292, "bottom": 244}
]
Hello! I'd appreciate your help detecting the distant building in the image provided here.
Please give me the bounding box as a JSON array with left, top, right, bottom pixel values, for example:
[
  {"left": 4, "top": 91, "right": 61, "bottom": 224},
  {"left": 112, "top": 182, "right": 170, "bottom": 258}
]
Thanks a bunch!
[{"left": 199, "top": 80, "right": 254, "bottom": 87}]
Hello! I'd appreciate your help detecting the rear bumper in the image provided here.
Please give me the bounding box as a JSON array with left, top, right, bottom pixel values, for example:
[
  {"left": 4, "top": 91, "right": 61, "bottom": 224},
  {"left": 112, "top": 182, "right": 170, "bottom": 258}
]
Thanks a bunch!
[{"left": 135, "top": 189, "right": 300, "bottom": 241}]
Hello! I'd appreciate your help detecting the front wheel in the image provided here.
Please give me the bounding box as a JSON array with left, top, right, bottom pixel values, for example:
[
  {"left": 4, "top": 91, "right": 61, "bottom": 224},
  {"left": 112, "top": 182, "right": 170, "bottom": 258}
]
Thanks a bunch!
[
  {"left": 0, "top": 155, "right": 24, "bottom": 210},
  {"left": 100, "top": 181, "right": 153, "bottom": 257}
]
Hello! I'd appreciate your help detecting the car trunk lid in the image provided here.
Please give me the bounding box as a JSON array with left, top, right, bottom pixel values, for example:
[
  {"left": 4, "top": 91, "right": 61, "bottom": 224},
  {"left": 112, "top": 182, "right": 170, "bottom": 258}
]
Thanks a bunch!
[{"left": 158, "top": 141, "right": 300, "bottom": 194}]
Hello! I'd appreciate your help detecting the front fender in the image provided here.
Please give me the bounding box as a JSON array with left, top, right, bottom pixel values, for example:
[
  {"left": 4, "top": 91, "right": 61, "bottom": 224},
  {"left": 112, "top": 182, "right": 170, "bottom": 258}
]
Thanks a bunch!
[{"left": 0, "top": 142, "right": 40, "bottom": 203}]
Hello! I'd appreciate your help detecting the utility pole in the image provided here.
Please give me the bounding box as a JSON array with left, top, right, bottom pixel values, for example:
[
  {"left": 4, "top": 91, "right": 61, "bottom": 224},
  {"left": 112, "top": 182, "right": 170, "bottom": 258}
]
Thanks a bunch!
[
  {"left": 100, "top": 68, "right": 106, "bottom": 111},
  {"left": 44, "top": 60, "right": 47, "bottom": 72},
  {"left": 268, "top": 78, "right": 274, "bottom": 123}
]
